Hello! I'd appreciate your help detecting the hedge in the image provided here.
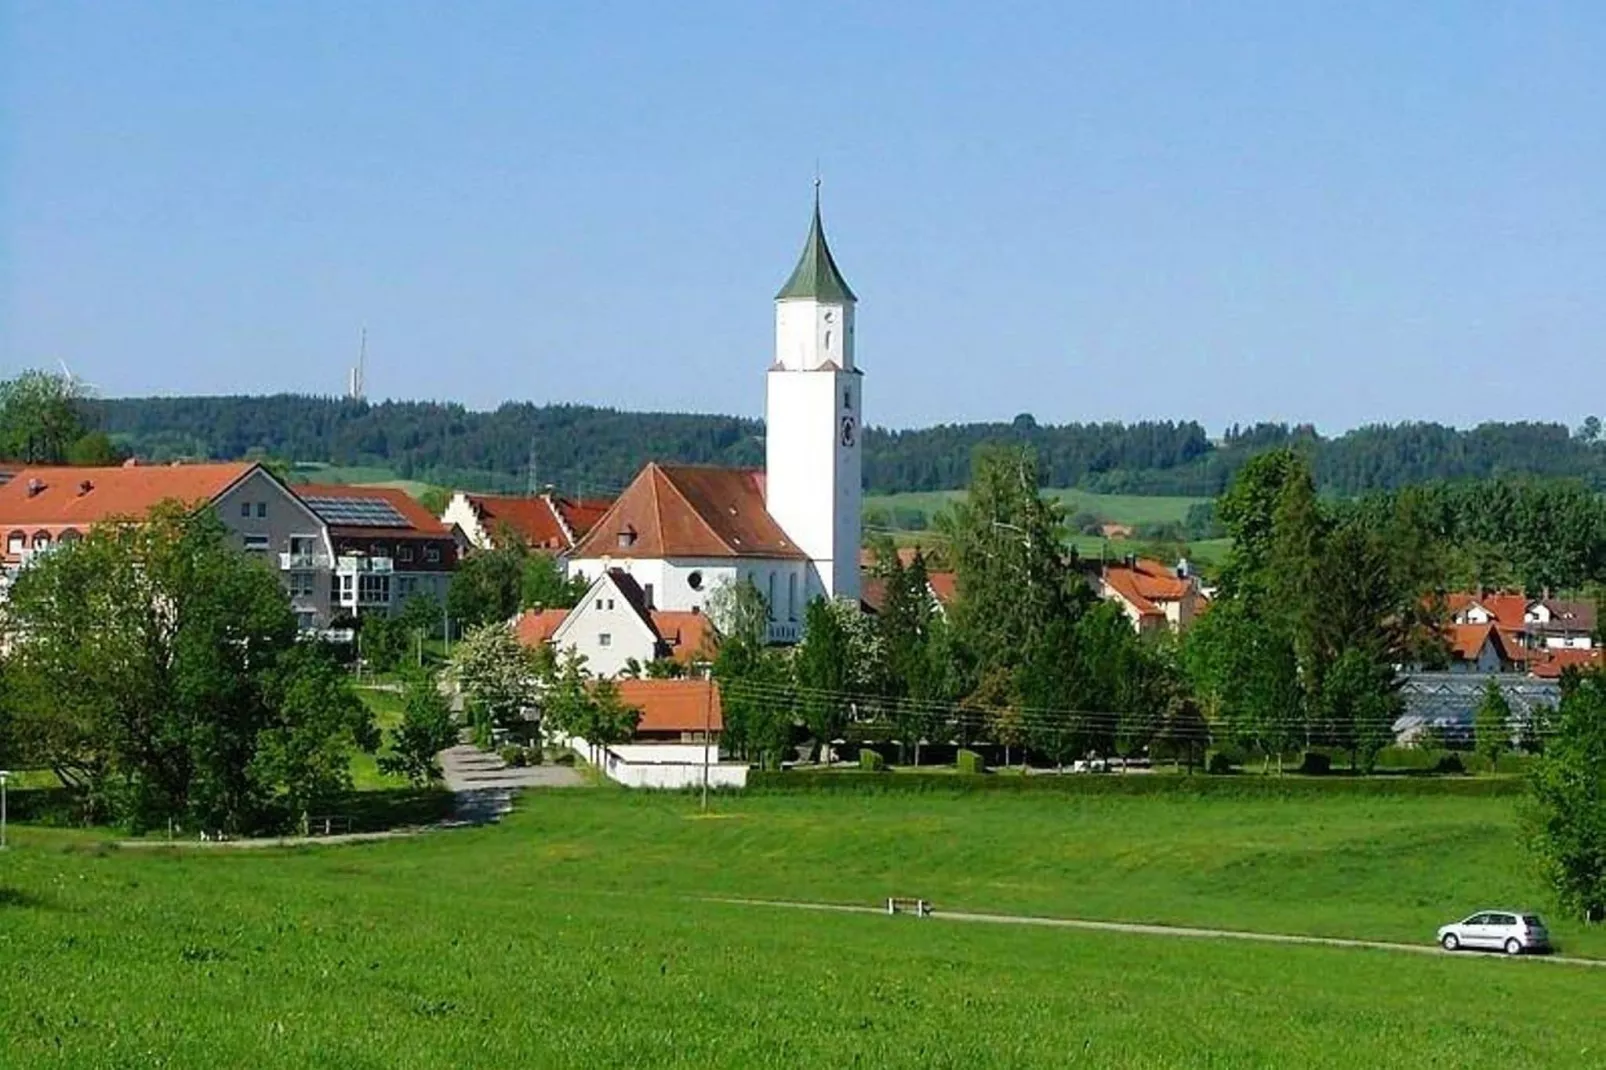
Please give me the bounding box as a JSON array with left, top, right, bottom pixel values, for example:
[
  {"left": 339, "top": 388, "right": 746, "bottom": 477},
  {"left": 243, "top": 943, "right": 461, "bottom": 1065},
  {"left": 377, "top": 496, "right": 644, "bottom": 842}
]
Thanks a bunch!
[
  {"left": 744, "top": 770, "right": 1527, "bottom": 798},
  {"left": 956, "top": 749, "right": 986, "bottom": 776},
  {"left": 859, "top": 749, "right": 886, "bottom": 772}
]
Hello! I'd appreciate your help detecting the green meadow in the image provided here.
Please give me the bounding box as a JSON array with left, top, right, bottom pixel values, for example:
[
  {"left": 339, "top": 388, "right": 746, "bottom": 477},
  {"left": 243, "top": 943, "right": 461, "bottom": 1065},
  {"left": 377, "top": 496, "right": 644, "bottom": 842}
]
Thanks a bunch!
[{"left": 3, "top": 788, "right": 1603, "bottom": 1067}]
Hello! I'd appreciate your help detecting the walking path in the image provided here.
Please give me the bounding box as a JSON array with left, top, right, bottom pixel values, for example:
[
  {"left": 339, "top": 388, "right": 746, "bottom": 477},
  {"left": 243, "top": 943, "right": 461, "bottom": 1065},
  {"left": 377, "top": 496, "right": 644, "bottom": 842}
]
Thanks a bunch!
[
  {"left": 703, "top": 896, "right": 1606, "bottom": 968},
  {"left": 439, "top": 743, "right": 584, "bottom": 824}
]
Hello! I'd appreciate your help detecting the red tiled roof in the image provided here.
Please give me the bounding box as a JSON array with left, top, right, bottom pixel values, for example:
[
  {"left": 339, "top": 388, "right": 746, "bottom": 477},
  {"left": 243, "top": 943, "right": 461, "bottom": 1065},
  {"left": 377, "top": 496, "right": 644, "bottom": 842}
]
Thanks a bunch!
[
  {"left": 513, "top": 608, "right": 569, "bottom": 645},
  {"left": 927, "top": 571, "right": 958, "bottom": 606},
  {"left": 461, "top": 492, "right": 612, "bottom": 551},
  {"left": 0, "top": 462, "right": 255, "bottom": 531},
  {"left": 648, "top": 610, "right": 718, "bottom": 664},
  {"left": 295, "top": 483, "right": 451, "bottom": 537},
  {"left": 613, "top": 678, "right": 723, "bottom": 734},
  {"left": 570, "top": 463, "right": 805, "bottom": 560},
  {"left": 1447, "top": 623, "right": 1497, "bottom": 662},
  {"left": 1530, "top": 648, "right": 1603, "bottom": 679},
  {"left": 1447, "top": 591, "right": 1531, "bottom": 629}
]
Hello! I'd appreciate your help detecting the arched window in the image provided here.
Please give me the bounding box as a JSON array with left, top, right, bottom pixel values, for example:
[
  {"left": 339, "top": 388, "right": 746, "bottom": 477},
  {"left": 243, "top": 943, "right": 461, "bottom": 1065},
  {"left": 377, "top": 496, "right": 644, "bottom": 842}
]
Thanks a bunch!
[
  {"left": 6, "top": 531, "right": 24, "bottom": 555},
  {"left": 58, "top": 528, "right": 81, "bottom": 543},
  {"left": 32, "top": 531, "right": 52, "bottom": 552},
  {"left": 788, "top": 573, "right": 798, "bottom": 621},
  {"left": 767, "top": 572, "right": 777, "bottom": 621}
]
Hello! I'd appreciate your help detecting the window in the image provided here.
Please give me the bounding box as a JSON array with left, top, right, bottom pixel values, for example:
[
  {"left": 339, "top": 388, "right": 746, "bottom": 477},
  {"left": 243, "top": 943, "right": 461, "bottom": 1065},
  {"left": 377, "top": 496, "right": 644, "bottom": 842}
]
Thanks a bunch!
[
  {"left": 358, "top": 573, "right": 391, "bottom": 604},
  {"left": 6, "top": 532, "right": 22, "bottom": 554},
  {"left": 596, "top": 599, "right": 604, "bottom": 610},
  {"left": 289, "top": 572, "right": 316, "bottom": 598},
  {"left": 243, "top": 534, "right": 270, "bottom": 552},
  {"left": 687, "top": 570, "right": 703, "bottom": 591},
  {"left": 844, "top": 388, "right": 852, "bottom": 411},
  {"left": 339, "top": 574, "right": 354, "bottom": 596},
  {"left": 605, "top": 598, "right": 615, "bottom": 610},
  {"left": 767, "top": 572, "right": 777, "bottom": 621},
  {"left": 788, "top": 573, "right": 797, "bottom": 621},
  {"left": 618, "top": 525, "right": 637, "bottom": 549},
  {"left": 424, "top": 545, "right": 441, "bottom": 563},
  {"left": 598, "top": 633, "right": 612, "bottom": 647},
  {"left": 256, "top": 502, "right": 267, "bottom": 519},
  {"left": 32, "top": 531, "right": 51, "bottom": 552},
  {"left": 370, "top": 543, "right": 386, "bottom": 558},
  {"left": 240, "top": 501, "right": 251, "bottom": 518},
  {"left": 59, "top": 529, "right": 81, "bottom": 545},
  {"left": 644, "top": 583, "right": 655, "bottom": 609},
  {"left": 398, "top": 545, "right": 414, "bottom": 563}
]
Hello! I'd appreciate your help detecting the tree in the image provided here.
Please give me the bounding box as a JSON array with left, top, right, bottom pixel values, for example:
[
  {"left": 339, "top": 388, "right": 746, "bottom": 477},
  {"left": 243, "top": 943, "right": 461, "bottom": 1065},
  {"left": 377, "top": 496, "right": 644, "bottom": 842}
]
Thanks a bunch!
[
  {"left": 584, "top": 677, "right": 642, "bottom": 749},
  {"left": 0, "top": 370, "right": 89, "bottom": 464},
  {"left": 708, "top": 579, "right": 793, "bottom": 768},
  {"left": 253, "top": 643, "right": 379, "bottom": 831},
  {"left": 794, "top": 598, "right": 855, "bottom": 762},
  {"left": 66, "top": 430, "right": 124, "bottom": 466},
  {"left": 1, "top": 501, "right": 337, "bottom": 833},
  {"left": 380, "top": 669, "right": 460, "bottom": 785},
  {"left": 359, "top": 613, "right": 409, "bottom": 674},
  {"left": 1525, "top": 672, "right": 1606, "bottom": 922},
  {"left": 521, "top": 551, "right": 587, "bottom": 610},
  {"left": 449, "top": 622, "right": 539, "bottom": 742},
  {"left": 398, "top": 592, "right": 444, "bottom": 644},
  {"left": 447, "top": 544, "right": 527, "bottom": 629},
  {"left": 1475, "top": 679, "right": 1514, "bottom": 774}
]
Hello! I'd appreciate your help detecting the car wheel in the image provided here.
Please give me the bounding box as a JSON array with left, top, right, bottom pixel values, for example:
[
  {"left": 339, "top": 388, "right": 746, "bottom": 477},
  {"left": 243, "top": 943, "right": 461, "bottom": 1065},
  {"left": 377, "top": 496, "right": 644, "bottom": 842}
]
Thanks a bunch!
[
  {"left": 1504, "top": 938, "right": 1523, "bottom": 956},
  {"left": 1441, "top": 933, "right": 1460, "bottom": 951}
]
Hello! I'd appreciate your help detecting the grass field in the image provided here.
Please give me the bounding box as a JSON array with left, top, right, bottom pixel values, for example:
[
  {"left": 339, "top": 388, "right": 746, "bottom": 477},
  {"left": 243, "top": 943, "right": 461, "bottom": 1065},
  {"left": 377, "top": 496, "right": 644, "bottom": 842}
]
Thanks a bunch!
[
  {"left": 3, "top": 789, "right": 1603, "bottom": 1067},
  {"left": 865, "top": 488, "right": 1209, "bottom": 529}
]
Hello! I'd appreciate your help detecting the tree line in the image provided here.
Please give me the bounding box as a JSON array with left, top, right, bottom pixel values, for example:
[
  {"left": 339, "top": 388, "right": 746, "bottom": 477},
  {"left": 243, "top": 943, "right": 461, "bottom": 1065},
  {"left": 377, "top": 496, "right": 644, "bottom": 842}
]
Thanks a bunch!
[{"left": 79, "top": 389, "right": 1606, "bottom": 497}]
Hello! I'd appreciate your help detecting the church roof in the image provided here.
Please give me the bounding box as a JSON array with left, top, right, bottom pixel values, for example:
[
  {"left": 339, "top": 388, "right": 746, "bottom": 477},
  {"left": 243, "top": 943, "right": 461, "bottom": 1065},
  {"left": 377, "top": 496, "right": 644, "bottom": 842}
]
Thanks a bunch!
[
  {"left": 775, "top": 193, "right": 857, "bottom": 303},
  {"left": 569, "top": 463, "right": 808, "bottom": 561}
]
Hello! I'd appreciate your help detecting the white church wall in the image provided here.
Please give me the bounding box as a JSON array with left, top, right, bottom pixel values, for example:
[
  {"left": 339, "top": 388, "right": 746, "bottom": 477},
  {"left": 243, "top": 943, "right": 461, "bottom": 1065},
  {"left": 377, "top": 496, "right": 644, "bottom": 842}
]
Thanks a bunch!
[{"left": 765, "top": 368, "right": 860, "bottom": 603}]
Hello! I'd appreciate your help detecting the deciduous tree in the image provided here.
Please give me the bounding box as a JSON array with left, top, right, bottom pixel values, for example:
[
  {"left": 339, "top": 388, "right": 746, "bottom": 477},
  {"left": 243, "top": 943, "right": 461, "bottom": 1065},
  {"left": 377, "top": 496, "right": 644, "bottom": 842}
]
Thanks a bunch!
[{"left": 1525, "top": 673, "right": 1606, "bottom": 922}]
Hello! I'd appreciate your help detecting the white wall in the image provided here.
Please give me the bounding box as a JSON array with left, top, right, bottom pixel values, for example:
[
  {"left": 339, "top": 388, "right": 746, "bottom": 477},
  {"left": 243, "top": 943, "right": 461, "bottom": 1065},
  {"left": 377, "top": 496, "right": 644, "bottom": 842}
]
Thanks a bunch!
[
  {"left": 441, "top": 493, "right": 491, "bottom": 549},
  {"left": 565, "top": 735, "right": 749, "bottom": 790},
  {"left": 765, "top": 367, "right": 860, "bottom": 603},
  {"left": 775, "top": 297, "right": 855, "bottom": 372},
  {"left": 564, "top": 556, "right": 810, "bottom": 636},
  {"left": 551, "top": 578, "right": 662, "bottom": 676}
]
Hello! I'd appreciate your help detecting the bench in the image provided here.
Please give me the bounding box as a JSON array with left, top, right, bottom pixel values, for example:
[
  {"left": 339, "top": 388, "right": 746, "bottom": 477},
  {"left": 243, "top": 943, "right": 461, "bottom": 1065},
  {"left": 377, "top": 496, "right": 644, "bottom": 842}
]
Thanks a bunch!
[
  {"left": 886, "top": 897, "right": 933, "bottom": 918},
  {"left": 307, "top": 815, "right": 354, "bottom": 837}
]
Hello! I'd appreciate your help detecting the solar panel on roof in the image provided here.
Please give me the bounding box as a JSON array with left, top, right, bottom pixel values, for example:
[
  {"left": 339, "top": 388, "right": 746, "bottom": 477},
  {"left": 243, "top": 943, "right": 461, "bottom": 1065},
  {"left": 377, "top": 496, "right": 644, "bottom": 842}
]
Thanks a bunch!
[{"left": 303, "top": 496, "right": 410, "bottom": 528}]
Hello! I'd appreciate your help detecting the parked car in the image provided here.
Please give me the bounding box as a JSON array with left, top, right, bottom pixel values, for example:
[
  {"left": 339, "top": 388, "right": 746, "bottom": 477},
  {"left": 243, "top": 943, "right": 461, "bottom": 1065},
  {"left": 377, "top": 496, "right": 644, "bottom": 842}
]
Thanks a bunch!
[{"left": 1437, "top": 911, "right": 1550, "bottom": 955}]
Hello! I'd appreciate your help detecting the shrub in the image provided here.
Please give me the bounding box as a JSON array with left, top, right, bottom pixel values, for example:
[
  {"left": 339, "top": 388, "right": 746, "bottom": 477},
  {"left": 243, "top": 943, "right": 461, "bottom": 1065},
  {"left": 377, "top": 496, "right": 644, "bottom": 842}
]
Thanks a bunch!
[
  {"left": 527, "top": 746, "right": 544, "bottom": 766},
  {"left": 745, "top": 770, "right": 1525, "bottom": 798},
  {"left": 1298, "top": 751, "right": 1332, "bottom": 776},
  {"left": 1435, "top": 752, "right": 1466, "bottom": 775},
  {"left": 1207, "top": 751, "right": 1236, "bottom": 775},
  {"left": 553, "top": 750, "right": 576, "bottom": 766},
  {"left": 957, "top": 749, "right": 987, "bottom": 775},
  {"left": 859, "top": 749, "right": 886, "bottom": 772},
  {"left": 499, "top": 746, "right": 527, "bottom": 768}
]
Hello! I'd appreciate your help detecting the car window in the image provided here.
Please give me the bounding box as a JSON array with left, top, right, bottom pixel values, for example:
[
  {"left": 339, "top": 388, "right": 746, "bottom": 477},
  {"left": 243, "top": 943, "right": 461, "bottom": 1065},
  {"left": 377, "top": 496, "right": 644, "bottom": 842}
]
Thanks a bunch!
[
  {"left": 1492, "top": 914, "right": 1517, "bottom": 926},
  {"left": 1464, "top": 913, "right": 1489, "bottom": 925},
  {"left": 1523, "top": 915, "right": 1543, "bottom": 927}
]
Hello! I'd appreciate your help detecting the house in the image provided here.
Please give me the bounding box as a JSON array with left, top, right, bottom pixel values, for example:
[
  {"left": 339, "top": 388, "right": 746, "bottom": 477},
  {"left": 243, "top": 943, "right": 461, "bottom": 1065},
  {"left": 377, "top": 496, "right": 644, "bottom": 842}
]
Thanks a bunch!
[
  {"left": 292, "top": 483, "right": 462, "bottom": 619},
  {"left": 858, "top": 546, "right": 957, "bottom": 617},
  {"left": 1529, "top": 647, "right": 1603, "bottom": 679},
  {"left": 512, "top": 568, "right": 717, "bottom": 677},
  {"left": 0, "top": 461, "right": 336, "bottom": 630},
  {"left": 564, "top": 194, "right": 864, "bottom": 642},
  {"left": 1098, "top": 556, "right": 1206, "bottom": 634},
  {"left": 614, "top": 677, "right": 723, "bottom": 743},
  {"left": 1443, "top": 623, "right": 1521, "bottom": 674},
  {"left": 440, "top": 489, "right": 610, "bottom": 553},
  {"left": 553, "top": 677, "right": 746, "bottom": 790}
]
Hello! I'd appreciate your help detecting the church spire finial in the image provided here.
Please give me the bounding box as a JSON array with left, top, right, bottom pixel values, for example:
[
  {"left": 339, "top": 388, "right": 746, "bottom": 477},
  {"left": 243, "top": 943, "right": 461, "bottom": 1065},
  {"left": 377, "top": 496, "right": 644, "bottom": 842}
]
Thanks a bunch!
[{"left": 777, "top": 179, "right": 856, "bottom": 303}]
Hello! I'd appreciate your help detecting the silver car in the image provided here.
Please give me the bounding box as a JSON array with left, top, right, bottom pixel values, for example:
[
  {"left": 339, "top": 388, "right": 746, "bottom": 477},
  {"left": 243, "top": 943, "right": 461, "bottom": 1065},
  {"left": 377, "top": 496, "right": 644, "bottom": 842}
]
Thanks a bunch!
[{"left": 1437, "top": 910, "right": 1550, "bottom": 955}]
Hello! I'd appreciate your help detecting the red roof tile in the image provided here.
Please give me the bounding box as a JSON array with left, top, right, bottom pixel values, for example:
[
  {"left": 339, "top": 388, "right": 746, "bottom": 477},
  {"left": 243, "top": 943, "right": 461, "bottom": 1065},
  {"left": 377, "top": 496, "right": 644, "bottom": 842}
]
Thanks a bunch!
[
  {"left": 927, "top": 571, "right": 958, "bottom": 606},
  {"left": 460, "top": 492, "right": 612, "bottom": 551},
  {"left": 1530, "top": 648, "right": 1603, "bottom": 679},
  {"left": 514, "top": 608, "right": 569, "bottom": 645},
  {"left": 612, "top": 678, "right": 723, "bottom": 734},
  {"left": 295, "top": 483, "right": 450, "bottom": 537},
  {"left": 0, "top": 462, "right": 256, "bottom": 531},
  {"left": 648, "top": 610, "right": 718, "bottom": 664},
  {"left": 570, "top": 464, "right": 805, "bottom": 560}
]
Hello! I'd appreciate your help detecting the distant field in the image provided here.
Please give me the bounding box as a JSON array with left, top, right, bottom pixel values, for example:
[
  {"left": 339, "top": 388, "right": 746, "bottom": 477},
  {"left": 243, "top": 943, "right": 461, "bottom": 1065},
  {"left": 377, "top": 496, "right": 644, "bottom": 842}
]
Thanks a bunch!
[
  {"left": 2, "top": 790, "right": 1601, "bottom": 1067},
  {"left": 866, "top": 488, "right": 1209, "bottom": 529}
]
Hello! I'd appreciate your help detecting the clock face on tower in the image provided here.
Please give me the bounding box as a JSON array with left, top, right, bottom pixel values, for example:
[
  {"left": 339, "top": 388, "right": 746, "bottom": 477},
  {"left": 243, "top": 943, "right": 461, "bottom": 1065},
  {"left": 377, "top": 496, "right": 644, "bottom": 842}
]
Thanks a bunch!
[{"left": 841, "top": 415, "right": 857, "bottom": 447}]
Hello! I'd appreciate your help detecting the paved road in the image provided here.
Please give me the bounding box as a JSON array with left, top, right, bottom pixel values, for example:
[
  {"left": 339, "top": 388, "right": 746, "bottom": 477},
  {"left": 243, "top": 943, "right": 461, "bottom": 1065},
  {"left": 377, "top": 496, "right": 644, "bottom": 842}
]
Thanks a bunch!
[
  {"left": 703, "top": 896, "right": 1606, "bottom": 969},
  {"left": 440, "top": 744, "right": 585, "bottom": 824}
]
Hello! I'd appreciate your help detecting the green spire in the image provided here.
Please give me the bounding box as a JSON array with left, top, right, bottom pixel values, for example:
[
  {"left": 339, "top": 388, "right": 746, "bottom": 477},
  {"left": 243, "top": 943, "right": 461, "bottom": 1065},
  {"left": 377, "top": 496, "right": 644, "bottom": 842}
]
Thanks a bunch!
[{"left": 776, "top": 183, "right": 857, "bottom": 303}]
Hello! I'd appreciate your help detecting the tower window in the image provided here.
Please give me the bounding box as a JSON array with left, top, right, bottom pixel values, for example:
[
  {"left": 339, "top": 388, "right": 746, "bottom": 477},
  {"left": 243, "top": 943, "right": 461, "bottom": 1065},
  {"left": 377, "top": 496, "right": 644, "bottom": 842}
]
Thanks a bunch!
[
  {"left": 824, "top": 330, "right": 832, "bottom": 351},
  {"left": 687, "top": 570, "right": 704, "bottom": 591},
  {"left": 618, "top": 526, "right": 638, "bottom": 549},
  {"left": 844, "top": 389, "right": 852, "bottom": 411}
]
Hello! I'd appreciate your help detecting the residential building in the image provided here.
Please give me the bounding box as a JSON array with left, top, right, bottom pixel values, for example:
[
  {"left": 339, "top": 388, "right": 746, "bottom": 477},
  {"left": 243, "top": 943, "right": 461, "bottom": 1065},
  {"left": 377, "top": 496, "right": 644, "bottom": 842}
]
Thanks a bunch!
[
  {"left": 1443, "top": 623, "right": 1520, "bottom": 674},
  {"left": 0, "top": 461, "right": 335, "bottom": 629},
  {"left": 1098, "top": 556, "right": 1206, "bottom": 634},
  {"left": 565, "top": 195, "right": 863, "bottom": 641},
  {"left": 293, "top": 483, "right": 462, "bottom": 619},
  {"left": 556, "top": 677, "right": 745, "bottom": 790},
  {"left": 441, "top": 489, "right": 610, "bottom": 553},
  {"left": 514, "top": 568, "right": 717, "bottom": 677}
]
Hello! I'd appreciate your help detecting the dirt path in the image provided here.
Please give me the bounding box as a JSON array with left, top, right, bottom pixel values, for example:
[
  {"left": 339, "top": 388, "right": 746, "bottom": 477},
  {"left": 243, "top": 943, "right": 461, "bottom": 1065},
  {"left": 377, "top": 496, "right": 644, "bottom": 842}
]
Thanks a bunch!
[{"left": 702, "top": 896, "right": 1606, "bottom": 968}]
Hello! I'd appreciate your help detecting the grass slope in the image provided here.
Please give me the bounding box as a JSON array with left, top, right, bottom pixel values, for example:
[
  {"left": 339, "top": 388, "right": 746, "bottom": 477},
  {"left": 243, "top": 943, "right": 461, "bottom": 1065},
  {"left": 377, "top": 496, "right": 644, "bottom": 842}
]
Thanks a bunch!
[
  {"left": 3, "top": 791, "right": 1601, "bottom": 1067},
  {"left": 865, "top": 488, "right": 1209, "bottom": 529}
]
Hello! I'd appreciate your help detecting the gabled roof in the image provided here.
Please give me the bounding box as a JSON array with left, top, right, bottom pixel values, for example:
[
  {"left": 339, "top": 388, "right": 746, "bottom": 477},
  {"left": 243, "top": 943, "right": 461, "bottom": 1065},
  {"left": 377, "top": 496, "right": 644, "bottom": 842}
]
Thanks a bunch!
[
  {"left": 775, "top": 194, "right": 856, "bottom": 303},
  {"left": 1446, "top": 592, "right": 1531, "bottom": 629},
  {"left": 459, "top": 492, "right": 610, "bottom": 552},
  {"left": 613, "top": 678, "right": 723, "bottom": 734},
  {"left": 1530, "top": 648, "right": 1603, "bottom": 679},
  {"left": 514, "top": 569, "right": 720, "bottom": 666},
  {"left": 514, "top": 608, "right": 569, "bottom": 646},
  {"left": 295, "top": 483, "right": 451, "bottom": 538},
  {"left": 0, "top": 462, "right": 256, "bottom": 529},
  {"left": 1447, "top": 623, "right": 1498, "bottom": 662},
  {"left": 569, "top": 463, "right": 806, "bottom": 561}
]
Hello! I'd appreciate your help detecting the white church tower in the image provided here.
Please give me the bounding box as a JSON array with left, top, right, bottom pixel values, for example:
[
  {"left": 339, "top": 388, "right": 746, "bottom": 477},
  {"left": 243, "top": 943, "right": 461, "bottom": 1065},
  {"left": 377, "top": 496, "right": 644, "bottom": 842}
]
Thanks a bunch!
[{"left": 765, "top": 186, "right": 862, "bottom": 604}]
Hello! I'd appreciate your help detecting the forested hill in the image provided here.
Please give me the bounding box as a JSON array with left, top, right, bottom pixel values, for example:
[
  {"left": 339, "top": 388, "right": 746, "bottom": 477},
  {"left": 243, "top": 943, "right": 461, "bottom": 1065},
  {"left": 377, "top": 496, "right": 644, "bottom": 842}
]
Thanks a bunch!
[{"left": 87, "top": 395, "right": 1606, "bottom": 497}]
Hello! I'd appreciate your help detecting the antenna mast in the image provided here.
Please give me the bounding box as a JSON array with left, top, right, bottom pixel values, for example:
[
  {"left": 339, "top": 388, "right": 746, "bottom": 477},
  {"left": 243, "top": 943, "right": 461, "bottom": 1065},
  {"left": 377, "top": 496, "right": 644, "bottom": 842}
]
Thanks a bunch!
[{"left": 348, "top": 328, "right": 367, "bottom": 401}]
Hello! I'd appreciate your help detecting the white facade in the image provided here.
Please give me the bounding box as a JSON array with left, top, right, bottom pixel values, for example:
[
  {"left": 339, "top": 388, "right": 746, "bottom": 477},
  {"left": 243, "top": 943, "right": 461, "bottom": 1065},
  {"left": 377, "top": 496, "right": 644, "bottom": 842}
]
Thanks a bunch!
[
  {"left": 566, "top": 556, "right": 809, "bottom": 643},
  {"left": 765, "top": 309, "right": 862, "bottom": 604},
  {"left": 440, "top": 492, "right": 492, "bottom": 549},
  {"left": 549, "top": 572, "right": 663, "bottom": 677},
  {"left": 565, "top": 735, "right": 749, "bottom": 790}
]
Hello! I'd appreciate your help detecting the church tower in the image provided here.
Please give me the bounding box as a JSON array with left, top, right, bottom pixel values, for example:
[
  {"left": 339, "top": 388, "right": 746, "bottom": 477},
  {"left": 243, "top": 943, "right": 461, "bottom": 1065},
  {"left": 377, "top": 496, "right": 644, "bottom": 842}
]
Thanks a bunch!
[{"left": 765, "top": 187, "right": 861, "bottom": 604}]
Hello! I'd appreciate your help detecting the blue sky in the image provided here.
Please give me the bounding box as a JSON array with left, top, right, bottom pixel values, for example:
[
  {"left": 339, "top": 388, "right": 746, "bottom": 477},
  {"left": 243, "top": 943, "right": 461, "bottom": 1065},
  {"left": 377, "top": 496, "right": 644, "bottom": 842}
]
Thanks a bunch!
[{"left": 3, "top": 2, "right": 1603, "bottom": 431}]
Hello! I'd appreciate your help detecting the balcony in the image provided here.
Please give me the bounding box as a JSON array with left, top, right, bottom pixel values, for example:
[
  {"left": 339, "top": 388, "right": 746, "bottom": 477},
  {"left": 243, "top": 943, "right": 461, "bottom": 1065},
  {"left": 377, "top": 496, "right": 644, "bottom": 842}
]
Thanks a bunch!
[
  {"left": 767, "top": 621, "right": 801, "bottom": 644},
  {"left": 336, "top": 555, "right": 393, "bottom": 574},
  {"left": 279, "top": 551, "right": 331, "bottom": 570}
]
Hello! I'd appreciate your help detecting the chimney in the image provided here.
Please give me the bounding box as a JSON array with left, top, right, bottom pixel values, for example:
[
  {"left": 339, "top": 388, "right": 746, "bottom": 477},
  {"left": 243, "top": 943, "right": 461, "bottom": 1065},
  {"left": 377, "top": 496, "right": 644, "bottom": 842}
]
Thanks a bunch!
[
  {"left": 77, "top": 479, "right": 93, "bottom": 496},
  {"left": 26, "top": 478, "right": 44, "bottom": 498}
]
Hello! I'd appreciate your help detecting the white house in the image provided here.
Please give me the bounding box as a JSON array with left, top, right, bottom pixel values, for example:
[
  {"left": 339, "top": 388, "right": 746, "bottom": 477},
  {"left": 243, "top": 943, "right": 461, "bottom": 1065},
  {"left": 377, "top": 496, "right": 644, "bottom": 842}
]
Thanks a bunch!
[
  {"left": 566, "top": 193, "right": 864, "bottom": 641},
  {"left": 514, "top": 568, "right": 717, "bottom": 677}
]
